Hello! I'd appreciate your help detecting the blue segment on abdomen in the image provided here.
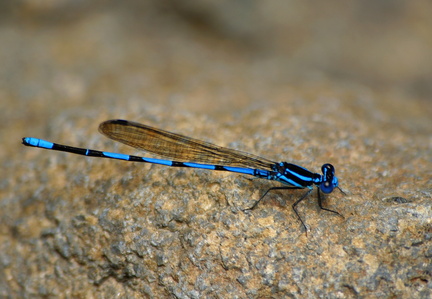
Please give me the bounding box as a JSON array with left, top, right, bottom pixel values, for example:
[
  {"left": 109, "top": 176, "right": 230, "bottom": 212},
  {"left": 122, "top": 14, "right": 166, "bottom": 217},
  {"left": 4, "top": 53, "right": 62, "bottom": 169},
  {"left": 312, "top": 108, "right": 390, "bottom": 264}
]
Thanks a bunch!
[
  {"left": 222, "top": 166, "right": 255, "bottom": 175},
  {"left": 103, "top": 151, "right": 130, "bottom": 160},
  {"left": 24, "top": 137, "right": 54, "bottom": 149},
  {"left": 142, "top": 157, "right": 173, "bottom": 166},
  {"left": 183, "top": 162, "right": 216, "bottom": 169}
]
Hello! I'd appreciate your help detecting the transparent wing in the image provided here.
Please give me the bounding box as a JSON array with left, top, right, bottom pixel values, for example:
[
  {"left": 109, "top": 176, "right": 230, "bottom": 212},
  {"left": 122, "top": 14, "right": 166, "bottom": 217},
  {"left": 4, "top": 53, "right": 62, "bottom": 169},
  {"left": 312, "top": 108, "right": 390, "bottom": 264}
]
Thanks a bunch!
[{"left": 99, "top": 119, "right": 275, "bottom": 170}]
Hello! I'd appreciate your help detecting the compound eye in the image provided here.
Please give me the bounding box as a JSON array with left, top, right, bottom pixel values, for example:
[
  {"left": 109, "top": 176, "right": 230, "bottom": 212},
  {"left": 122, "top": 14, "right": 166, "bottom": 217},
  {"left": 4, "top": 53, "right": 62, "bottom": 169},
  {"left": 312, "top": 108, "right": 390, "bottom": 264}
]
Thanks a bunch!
[
  {"left": 322, "top": 163, "right": 334, "bottom": 174},
  {"left": 320, "top": 181, "right": 335, "bottom": 194}
]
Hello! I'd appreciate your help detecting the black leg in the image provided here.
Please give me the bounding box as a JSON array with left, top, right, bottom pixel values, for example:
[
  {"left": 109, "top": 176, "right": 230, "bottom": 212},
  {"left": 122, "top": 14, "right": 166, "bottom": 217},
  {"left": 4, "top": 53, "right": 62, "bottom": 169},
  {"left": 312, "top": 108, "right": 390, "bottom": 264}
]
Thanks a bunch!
[
  {"left": 244, "top": 186, "right": 303, "bottom": 211},
  {"left": 245, "top": 187, "right": 344, "bottom": 235},
  {"left": 317, "top": 189, "right": 344, "bottom": 218},
  {"left": 291, "top": 189, "right": 313, "bottom": 234}
]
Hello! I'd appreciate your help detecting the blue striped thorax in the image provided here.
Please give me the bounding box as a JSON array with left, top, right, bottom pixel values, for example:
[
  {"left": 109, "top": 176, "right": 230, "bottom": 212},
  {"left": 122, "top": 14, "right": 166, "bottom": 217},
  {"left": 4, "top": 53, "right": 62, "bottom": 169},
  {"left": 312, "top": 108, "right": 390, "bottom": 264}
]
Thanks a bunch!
[
  {"left": 271, "top": 162, "right": 338, "bottom": 195},
  {"left": 272, "top": 162, "right": 321, "bottom": 188}
]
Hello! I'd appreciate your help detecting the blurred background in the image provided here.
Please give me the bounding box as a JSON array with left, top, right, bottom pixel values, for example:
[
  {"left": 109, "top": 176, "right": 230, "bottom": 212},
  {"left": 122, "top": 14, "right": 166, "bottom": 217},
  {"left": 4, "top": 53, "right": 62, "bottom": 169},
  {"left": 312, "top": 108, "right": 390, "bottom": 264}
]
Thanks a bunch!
[
  {"left": 1, "top": 1, "right": 431, "bottom": 153},
  {"left": 3, "top": 0, "right": 432, "bottom": 93}
]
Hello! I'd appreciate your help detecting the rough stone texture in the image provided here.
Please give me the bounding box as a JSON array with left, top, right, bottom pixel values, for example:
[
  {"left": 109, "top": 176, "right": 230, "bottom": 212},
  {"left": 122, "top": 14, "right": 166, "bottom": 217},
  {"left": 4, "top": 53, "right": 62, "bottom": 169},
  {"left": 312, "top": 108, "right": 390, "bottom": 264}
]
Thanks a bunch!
[{"left": 1, "top": 1, "right": 431, "bottom": 298}]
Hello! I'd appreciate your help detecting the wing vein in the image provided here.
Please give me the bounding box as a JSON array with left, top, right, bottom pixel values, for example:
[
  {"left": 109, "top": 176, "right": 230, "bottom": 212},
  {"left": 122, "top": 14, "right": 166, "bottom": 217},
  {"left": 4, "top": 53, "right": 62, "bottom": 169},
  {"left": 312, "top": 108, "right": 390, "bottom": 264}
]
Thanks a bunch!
[{"left": 98, "top": 120, "right": 275, "bottom": 170}]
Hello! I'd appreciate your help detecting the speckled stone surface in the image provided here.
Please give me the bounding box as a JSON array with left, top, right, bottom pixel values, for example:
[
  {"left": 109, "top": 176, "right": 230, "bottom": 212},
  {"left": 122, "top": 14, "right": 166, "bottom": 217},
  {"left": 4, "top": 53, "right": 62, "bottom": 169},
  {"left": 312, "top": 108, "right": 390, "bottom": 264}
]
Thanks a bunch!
[{"left": 1, "top": 1, "right": 431, "bottom": 298}]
